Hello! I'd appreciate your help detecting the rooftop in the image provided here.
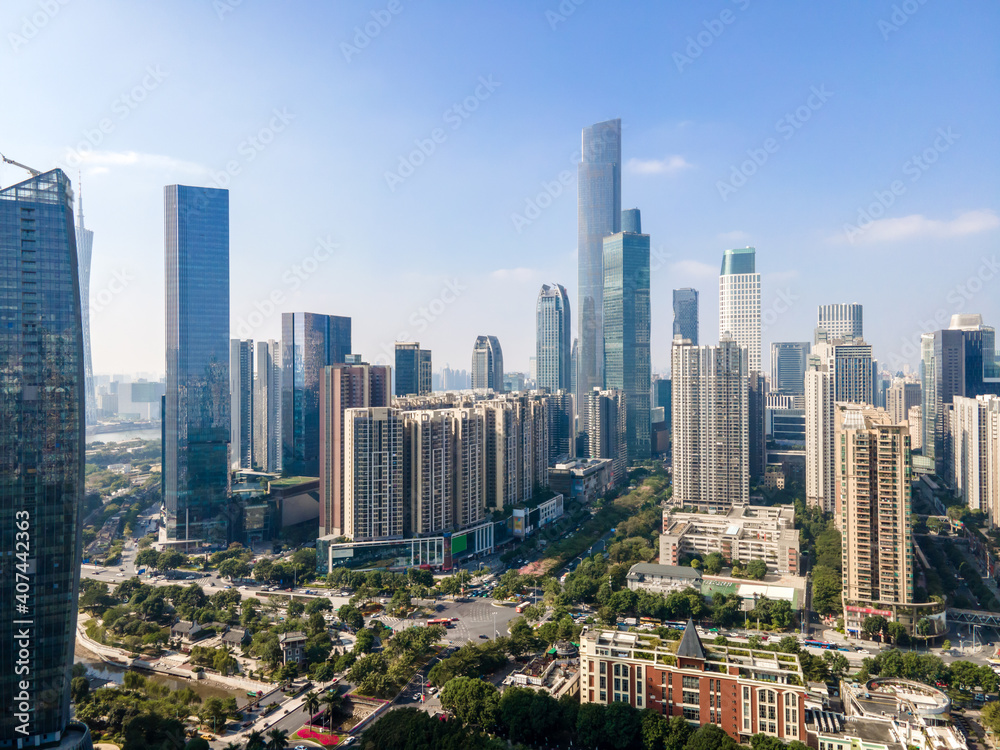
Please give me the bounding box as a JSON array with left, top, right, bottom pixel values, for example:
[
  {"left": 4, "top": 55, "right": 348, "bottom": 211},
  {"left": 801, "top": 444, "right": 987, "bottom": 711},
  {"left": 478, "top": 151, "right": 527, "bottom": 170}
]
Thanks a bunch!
[{"left": 627, "top": 563, "right": 703, "bottom": 580}]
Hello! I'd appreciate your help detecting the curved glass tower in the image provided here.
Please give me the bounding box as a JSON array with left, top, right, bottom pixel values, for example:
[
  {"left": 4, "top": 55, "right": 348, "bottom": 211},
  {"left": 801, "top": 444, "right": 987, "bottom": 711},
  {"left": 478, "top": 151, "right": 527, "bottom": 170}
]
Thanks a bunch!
[
  {"left": 0, "top": 169, "right": 93, "bottom": 749},
  {"left": 535, "top": 283, "right": 571, "bottom": 393}
]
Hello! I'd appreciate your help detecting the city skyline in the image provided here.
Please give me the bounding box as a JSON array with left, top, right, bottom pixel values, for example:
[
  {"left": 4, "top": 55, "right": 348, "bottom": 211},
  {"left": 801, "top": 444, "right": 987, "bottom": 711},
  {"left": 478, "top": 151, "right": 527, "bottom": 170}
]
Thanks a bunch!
[{"left": 4, "top": 2, "right": 996, "bottom": 380}]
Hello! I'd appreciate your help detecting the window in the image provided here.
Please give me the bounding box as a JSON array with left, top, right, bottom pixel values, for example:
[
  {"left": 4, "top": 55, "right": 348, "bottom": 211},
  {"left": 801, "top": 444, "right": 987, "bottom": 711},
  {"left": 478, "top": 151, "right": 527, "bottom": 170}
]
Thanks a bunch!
[
  {"left": 683, "top": 707, "right": 700, "bottom": 721},
  {"left": 682, "top": 691, "right": 699, "bottom": 705},
  {"left": 600, "top": 662, "right": 606, "bottom": 675},
  {"left": 600, "top": 676, "right": 606, "bottom": 689},
  {"left": 682, "top": 676, "right": 699, "bottom": 690}
]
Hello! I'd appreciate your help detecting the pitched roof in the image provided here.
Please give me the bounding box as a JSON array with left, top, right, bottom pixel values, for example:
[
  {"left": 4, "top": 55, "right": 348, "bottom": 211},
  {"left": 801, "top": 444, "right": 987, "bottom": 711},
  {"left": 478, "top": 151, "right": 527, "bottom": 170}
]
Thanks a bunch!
[{"left": 676, "top": 618, "right": 706, "bottom": 660}]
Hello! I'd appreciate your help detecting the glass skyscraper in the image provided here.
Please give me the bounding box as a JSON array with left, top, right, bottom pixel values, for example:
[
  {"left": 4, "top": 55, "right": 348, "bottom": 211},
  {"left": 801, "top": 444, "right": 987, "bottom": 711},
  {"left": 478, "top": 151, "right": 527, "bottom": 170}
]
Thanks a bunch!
[
  {"left": 230, "top": 339, "right": 254, "bottom": 470},
  {"left": 0, "top": 170, "right": 94, "bottom": 749},
  {"left": 535, "top": 283, "right": 571, "bottom": 393},
  {"left": 770, "top": 341, "right": 810, "bottom": 399},
  {"left": 74, "top": 187, "right": 96, "bottom": 426},
  {"left": 471, "top": 335, "right": 504, "bottom": 391},
  {"left": 603, "top": 210, "right": 651, "bottom": 461},
  {"left": 395, "top": 342, "right": 431, "bottom": 397},
  {"left": 577, "top": 118, "right": 621, "bottom": 428},
  {"left": 164, "top": 185, "right": 231, "bottom": 544},
  {"left": 672, "top": 288, "right": 699, "bottom": 345},
  {"left": 281, "top": 312, "right": 351, "bottom": 477}
]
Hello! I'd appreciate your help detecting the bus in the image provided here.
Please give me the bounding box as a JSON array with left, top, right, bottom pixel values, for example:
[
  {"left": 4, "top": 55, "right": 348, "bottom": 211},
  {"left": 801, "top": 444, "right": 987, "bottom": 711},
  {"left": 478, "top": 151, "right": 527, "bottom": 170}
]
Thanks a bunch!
[
  {"left": 515, "top": 602, "right": 529, "bottom": 614},
  {"left": 427, "top": 618, "right": 453, "bottom": 628},
  {"left": 663, "top": 620, "right": 686, "bottom": 630},
  {"left": 639, "top": 617, "right": 661, "bottom": 628},
  {"left": 804, "top": 639, "right": 835, "bottom": 650}
]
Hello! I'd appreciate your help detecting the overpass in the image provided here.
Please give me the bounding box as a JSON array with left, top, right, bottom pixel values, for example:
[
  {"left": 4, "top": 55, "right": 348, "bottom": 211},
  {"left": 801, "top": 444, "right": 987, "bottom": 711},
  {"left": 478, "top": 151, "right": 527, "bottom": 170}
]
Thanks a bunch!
[{"left": 947, "top": 608, "right": 1000, "bottom": 627}]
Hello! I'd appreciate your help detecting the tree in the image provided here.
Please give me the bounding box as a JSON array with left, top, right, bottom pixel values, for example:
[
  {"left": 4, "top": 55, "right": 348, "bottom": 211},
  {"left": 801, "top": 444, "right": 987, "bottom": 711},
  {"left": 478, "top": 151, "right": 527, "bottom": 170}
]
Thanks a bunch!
[
  {"left": 323, "top": 692, "right": 343, "bottom": 731},
  {"left": 245, "top": 730, "right": 266, "bottom": 750},
  {"left": 200, "top": 696, "right": 230, "bottom": 732},
  {"left": 778, "top": 636, "right": 801, "bottom": 654},
  {"left": 862, "top": 615, "right": 889, "bottom": 641},
  {"left": 823, "top": 650, "right": 850, "bottom": 679},
  {"left": 184, "top": 740, "right": 210, "bottom": 750},
  {"left": 744, "top": 559, "right": 767, "bottom": 580},
  {"left": 440, "top": 676, "right": 500, "bottom": 730},
  {"left": 265, "top": 728, "right": 289, "bottom": 750},
  {"left": 157, "top": 550, "right": 185, "bottom": 571},
  {"left": 886, "top": 621, "right": 908, "bottom": 646},
  {"left": 942, "top": 639, "right": 952, "bottom": 651},
  {"left": 687, "top": 723, "right": 738, "bottom": 750},
  {"left": 982, "top": 701, "right": 1000, "bottom": 736},
  {"left": 70, "top": 676, "right": 89, "bottom": 703},
  {"left": 703, "top": 552, "right": 725, "bottom": 575},
  {"left": 302, "top": 690, "right": 320, "bottom": 727},
  {"left": 750, "top": 734, "right": 786, "bottom": 750}
]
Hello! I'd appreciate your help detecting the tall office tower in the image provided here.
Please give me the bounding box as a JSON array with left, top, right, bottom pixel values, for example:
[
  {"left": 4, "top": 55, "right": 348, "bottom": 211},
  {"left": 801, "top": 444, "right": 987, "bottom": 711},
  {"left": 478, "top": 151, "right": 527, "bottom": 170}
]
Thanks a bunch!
[
  {"left": 813, "top": 337, "right": 874, "bottom": 404},
  {"left": 921, "top": 315, "right": 1000, "bottom": 478},
  {"left": 75, "top": 185, "right": 96, "bottom": 425},
  {"left": 547, "top": 390, "right": 575, "bottom": 460},
  {"left": 230, "top": 339, "right": 254, "bottom": 470},
  {"left": 908, "top": 405, "right": 923, "bottom": 450},
  {"left": 805, "top": 359, "right": 835, "bottom": 512},
  {"left": 528, "top": 356, "right": 537, "bottom": 385},
  {"left": 719, "top": 247, "right": 761, "bottom": 373},
  {"left": 770, "top": 342, "right": 810, "bottom": 401},
  {"left": 748, "top": 371, "right": 766, "bottom": 484},
  {"left": 839, "top": 407, "right": 913, "bottom": 635},
  {"left": 343, "top": 406, "right": 404, "bottom": 541},
  {"left": 0, "top": 170, "right": 94, "bottom": 750},
  {"left": 281, "top": 312, "right": 351, "bottom": 477},
  {"left": 471, "top": 334, "right": 504, "bottom": 391},
  {"left": 586, "top": 387, "right": 627, "bottom": 485},
  {"left": 603, "top": 212, "right": 651, "bottom": 461},
  {"left": 403, "top": 410, "right": 454, "bottom": 535},
  {"left": 672, "top": 288, "right": 699, "bottom": 346},
  {"left": 818, "top": 303, "right": 863, "bottom": 341},
  {"left": 254, "top": 339, "right": 281, "bottom": 472},
  {"left": 570, "top": 338, "right": 578, "bottom": 400},
  {"left": 318, "top": 363, "right": 391, "bottom": 537},
  {"left": 577, "top": 118, "right": 622, "bottom": 429},
  {"left": 670, "top": 335, "right": 749, "bottom": 511},
  {"left": 453, "top": 407, "right": 486, "bottom": 529},
  {"left": 164, "top": 184, "right": 231, "bottom": 543},
  {"left": 536, "top": 283, "right": 572, "bottom": 393},
  {"left": 952, "top": 395, "right": 1000, "bottom": 526},
  {"left": 395, "top": 342, "right": 432, "bottom": 397},
  {"left": 886, "top": 379, "right": 921, "bottom": 425}
]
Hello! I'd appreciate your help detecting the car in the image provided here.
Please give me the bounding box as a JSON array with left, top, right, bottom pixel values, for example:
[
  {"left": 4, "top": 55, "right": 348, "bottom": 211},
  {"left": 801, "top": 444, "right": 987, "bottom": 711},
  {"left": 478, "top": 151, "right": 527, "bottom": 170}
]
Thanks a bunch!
[
  {"left": 858, "top": 649, "right": 870, "bottom": 655},
  {"left": 295, "top": 746, "right": 307, "bottom": 750},
  {"left": 479, "top": 634, "right": 488, "bottom": 639}
]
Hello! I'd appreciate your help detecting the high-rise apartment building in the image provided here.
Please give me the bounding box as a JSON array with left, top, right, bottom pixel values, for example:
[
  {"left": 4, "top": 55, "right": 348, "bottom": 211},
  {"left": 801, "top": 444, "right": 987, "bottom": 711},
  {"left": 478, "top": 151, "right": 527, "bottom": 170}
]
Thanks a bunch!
[
  {"left": 838, "top": 407, "right": 914, "bottom": 635},
  {"left": 0, "top": 170, "right": 94, "bottom": 749},
  {"left": 886, "top": 379, "right": 921, "bottom": 425},
  {"left": 471, "top": 334, "right": 504, "bottom": 391},
  {"left": 908, "top": 405, "right": 923, "bottom": 451},
  {"left": 403, "top": 410, "right": 455, "bottom": 535},
  {"left": 671, "top": 336, "right": 749, "bottom": 511},
  {"left": 394, "top": 342, "right": 431, "bottom": 397},
  {"left": 920, "top": 315, "right": 1000, "bottom": 478},
  {"left": 318, "top": 363, "right": 391, "bottom": 537},
  {"left": 230, "top": 339, "right": 254, "bottom": 470},
  {"left": 804, "top": 359, "right": 835, "bottom": 512},
  {"left": 75, "top": 186, "right": 96, "bottom": 426},
  {"left": 952, "top": 395, "right": 1000, "bottom": 527},
  {"left": 164, "top": 184, "right": 231, "bottom": 543},
  {"left": 577, "top": 118, "right": 622, "bottom": 429},
  {"left": 586, "top": 387, "right": 627, "bottom": 486},
  {"left": 672, "top": 288, "right": 699, "bottom": 345},
  {"left": 281, "top": 312, "right": 351, "bottom": 477},
  {"left": 603, "top": 212, "right": 651, "bottom": 461},
  {"left": 770, "top": 342, "right": 810, "bottom": 401},
  {"left": 536, "top": 283, "right": 572, "bottom": 393},
  {"left": 453, "top": 407, "right": 487, "bottom": 529},
  {"left": 547, "top": 390, "right": 574, "bottom": 461},
  {"left": 254, "top": 339, "right": 281, "bottom": 472},
  {"left": 343, "top": 406, "right": 404, "bottom": 541},
  {"left": 817, "top": 303, "right": 863, "bottom": 340},
  {"left": 719, "top": 247, "right": 761, "bottom": 373}
]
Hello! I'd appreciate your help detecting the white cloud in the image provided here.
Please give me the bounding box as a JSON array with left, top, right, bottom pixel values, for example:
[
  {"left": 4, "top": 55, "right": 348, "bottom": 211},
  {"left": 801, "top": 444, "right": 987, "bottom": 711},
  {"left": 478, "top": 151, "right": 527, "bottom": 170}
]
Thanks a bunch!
[
  {"left": 841, "top": 209, "right": 1000, "bottom": 245},
  {"left": 765, "top": 269, "right": 799, "bottom": 283},
  {"left": 718, "top": 230, "right": 750, "bottom": 244},
  {"left": 489, "top": 267, "right": 539, "bottom": 283},
  {"left": 625, "top": 155, "right": 693, "bottom": 175},
  {"left": 669, "top": 259, "right": 716, "bottom": 278},
  {"left": 65, "top": 150, "right": 208, "bottom": 175}
]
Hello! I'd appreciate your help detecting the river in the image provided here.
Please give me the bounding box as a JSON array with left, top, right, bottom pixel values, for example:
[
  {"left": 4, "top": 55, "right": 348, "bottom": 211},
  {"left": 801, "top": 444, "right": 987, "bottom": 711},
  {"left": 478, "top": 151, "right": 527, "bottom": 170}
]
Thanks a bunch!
[{"left": 87, "top": 428, "right": 161, "bottom": 445}]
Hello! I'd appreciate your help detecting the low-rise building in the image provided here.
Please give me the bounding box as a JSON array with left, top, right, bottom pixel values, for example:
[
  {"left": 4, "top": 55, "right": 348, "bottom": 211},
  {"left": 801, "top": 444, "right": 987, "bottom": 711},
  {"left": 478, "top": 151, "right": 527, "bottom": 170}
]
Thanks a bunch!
[
  {"left": 547, "top": 457, "right": 613, "bottom": 504},
  {"left": 580, "top": 621, "right": 808, "bottom": 745},
  {"left": 660, "top": 503, "right": 800, "bottom": 575},
  {"left": 222, "top": 626, "right": 250, "bottom": 648},
  {"left": 279, "top": 631, "right": 308, "bottom": 665},
  {"left": 625, "top": 563, "right": 703, "bottom": 595},
  {"left": 170, "top": 620, "right": 204, "bottom": 643}
]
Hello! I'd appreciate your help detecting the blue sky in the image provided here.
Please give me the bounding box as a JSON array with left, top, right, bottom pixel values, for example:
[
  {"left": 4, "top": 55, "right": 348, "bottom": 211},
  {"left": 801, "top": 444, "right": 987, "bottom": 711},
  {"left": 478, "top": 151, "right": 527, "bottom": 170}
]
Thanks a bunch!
[{"left": 4, "top": 0, "right": 998, "bottom": 378}]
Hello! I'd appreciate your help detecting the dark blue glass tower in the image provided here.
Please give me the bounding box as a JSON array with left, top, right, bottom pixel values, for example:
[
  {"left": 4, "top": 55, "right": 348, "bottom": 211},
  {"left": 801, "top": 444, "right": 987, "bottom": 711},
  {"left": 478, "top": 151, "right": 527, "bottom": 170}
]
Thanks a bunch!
[
  {"left": 164, "top": 185, "right": 231, "bottom": 544},
  {"left": 0, "top": 170, "right": 93, "bottom": 749},
  {"left": 672, "top": 288, "right": 699, "bottom": 346},
  {"left": 281, "top": 312, "right": 351, "bottom": 477}
]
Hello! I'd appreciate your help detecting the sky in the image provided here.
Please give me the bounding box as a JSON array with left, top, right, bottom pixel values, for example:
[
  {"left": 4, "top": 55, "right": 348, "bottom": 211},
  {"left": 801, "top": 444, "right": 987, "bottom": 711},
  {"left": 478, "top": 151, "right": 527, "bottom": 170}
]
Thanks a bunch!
[{"left": 4, "top": 0, "right": 999, "bottom": 379}]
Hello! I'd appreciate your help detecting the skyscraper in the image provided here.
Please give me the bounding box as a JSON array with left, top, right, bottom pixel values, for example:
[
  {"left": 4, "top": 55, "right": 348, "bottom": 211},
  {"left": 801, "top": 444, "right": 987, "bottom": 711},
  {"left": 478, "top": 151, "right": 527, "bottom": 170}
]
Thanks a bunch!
[
  {"left": 672, "top": 288, "right": 699, "bottom": 346},
  {"left": 577, "top": 118, "right": 622, "bottom": 427},
  {"left": 804, "top": 358, "right": 835, "bottom": 512},
  {"left": 603, "top": 211, "right": 651, "bottom": 461},
  {"left": 403, "top": 410, "right": 455, "bottom": 535},
  {"left": 281, "top": 312, "right": 351, "bottom": 477},
  {"left": 394, "top": 342, "right": 431, "bottom": 397},
  {"left": 164, "top": 184, "right": 231, "bottom": 543},
  {"left": 471, "top": 335, "right": 504, "bottom": 391},
  {"left": 344, "top": 406, "right": 404, "bottom": 540},
  {"left": 812, "top": 337, "right": 874, "bottom": 404},
  {"left": 719, "top": 247, "right": 761, "bottom": 373},
  {"left": 318, "top": 362, "right": 391, "bottom": 537},
  {"left": 536, "top": 283, "right": 572, "bottom": 393},
  {"left": 0, "top": 170, "right": 93, "bottom": 749},
  {"left": 952, "top": 395, "right": 1000, "bottom": 527},
  {"left": 770, "top": 342, "right": 810, "bottom": 400},
  {"left": 817, "top": 303, "right": 863, "bottom": 340},
  {"left": 748, "top": 371, "right": 766, "bottom": 484},
  {"left": 230, "top": 339, "right": 254, "bottom": 470},
  {"left": 671, "top": 335, "right": 749, "bottom": 511},
  {"left": 585, "top": 387, "right": 627, "bottom": 485},
  {"left": 886, "top": 379, "right": 921, "bottom": 425},
  {"left": 254, "top": 339, "right": 281, "bottom": 473},
  {"left": 75, "top": 184, "right": 96, "bottom": 426}
]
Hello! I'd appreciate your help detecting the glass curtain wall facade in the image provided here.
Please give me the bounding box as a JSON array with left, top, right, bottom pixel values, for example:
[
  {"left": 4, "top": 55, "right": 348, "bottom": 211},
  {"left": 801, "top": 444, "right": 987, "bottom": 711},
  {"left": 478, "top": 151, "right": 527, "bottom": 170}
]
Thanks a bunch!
[
  {"left": 0, "top": 170, "right": 94, "bottom": 749},
  {"left": 164, "top": 185, "right": 231, "bottom": 543},
  {"left": 577, "top": 118, "right": 621, "bottom": 429},
  {"left": 536, "top": 283, "right": 571, "bottom": 393},
  {"left": 471, "top": 335, "right": 504, "bottom": 391},
  {"left": 672, "top": 288, "right": 699, "bottom": 346},
  {"left": 395, "top": 342, "right": 431, "bottom": 397},
  {"left": 74, "top": 189, "right": 96, "bottom": 425}
]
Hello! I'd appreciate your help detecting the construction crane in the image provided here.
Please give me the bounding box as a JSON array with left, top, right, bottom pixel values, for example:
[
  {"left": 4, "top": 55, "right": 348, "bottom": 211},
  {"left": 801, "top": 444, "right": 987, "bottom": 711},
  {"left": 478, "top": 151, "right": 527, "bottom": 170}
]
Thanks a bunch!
[{"left": 1, "top": 152, "right": 41, "bottom": 178}]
